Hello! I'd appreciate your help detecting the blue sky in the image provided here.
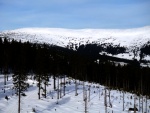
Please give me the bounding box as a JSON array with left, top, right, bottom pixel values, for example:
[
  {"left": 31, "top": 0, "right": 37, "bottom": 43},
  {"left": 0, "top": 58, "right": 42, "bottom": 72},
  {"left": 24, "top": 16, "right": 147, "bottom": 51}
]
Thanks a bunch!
[{"left": 0, "top": 0, "right": 150, "bottom": 31}]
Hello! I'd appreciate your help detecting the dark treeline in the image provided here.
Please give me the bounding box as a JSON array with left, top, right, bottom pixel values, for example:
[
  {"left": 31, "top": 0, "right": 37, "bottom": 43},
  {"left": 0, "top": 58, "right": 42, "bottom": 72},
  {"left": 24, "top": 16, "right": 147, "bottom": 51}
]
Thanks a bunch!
[
  {"left": 0, "top": 37, "right": 150, "bottom": 96},
  {"left": 140, "top": 41, "right": 150, "bottom": 62}
]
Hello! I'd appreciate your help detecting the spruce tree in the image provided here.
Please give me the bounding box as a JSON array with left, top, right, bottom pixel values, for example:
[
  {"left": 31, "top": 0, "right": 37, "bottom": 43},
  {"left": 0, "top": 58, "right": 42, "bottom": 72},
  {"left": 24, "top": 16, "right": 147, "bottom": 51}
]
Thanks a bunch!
[{"left": 12, "top": 71, "right": 28, "bottom": 113}]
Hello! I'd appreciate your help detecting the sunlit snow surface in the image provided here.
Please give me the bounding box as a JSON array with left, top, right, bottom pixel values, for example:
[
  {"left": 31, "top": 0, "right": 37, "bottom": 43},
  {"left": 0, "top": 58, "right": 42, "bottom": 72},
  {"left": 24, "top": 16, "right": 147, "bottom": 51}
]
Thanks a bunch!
[
  {"left": 1, "top": 26, "right": 150, "bottom": 48},
  {"left": 0, "top": 75, "right": 150, "bottom": 113}
]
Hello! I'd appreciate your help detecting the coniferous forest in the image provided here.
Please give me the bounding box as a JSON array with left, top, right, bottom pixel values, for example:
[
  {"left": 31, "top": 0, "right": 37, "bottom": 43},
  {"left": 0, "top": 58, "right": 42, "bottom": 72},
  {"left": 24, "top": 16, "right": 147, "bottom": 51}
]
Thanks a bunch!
[{"left": 0, "top": 37, "right": 150, "bottom": 97}]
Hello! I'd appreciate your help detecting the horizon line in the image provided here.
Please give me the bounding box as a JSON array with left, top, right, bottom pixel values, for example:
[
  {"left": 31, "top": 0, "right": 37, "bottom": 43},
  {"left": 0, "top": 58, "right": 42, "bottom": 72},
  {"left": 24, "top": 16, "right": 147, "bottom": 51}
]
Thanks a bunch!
[{"left": 1, "top": 25, "right": 150, "bottom": 32}]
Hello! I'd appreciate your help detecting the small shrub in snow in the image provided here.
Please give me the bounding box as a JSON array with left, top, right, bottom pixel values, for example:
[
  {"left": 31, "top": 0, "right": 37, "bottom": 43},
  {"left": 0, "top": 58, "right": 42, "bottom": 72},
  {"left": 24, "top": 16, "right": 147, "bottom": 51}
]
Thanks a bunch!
[
  {"left": 32, "top": 108, "right": 36, "bottom": 112},
  {"left": 21, "top": 93, "right": 26, "bottom": 96},
  {"left": 5, "top": 95, "right": 9, "bottom": 100}
]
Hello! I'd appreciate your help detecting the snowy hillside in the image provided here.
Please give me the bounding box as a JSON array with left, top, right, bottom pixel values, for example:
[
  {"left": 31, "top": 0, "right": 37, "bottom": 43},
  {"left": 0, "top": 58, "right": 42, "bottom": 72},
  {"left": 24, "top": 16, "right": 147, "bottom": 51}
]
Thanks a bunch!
[
  {"left": 0, "top": 26, "right": 150, "bottom": 48},
  {"left": 0, "top": 26, "right": 150, "bottom": 61},
  {"left": 0, "top": 74, "right": 149, "bottom": 113}
]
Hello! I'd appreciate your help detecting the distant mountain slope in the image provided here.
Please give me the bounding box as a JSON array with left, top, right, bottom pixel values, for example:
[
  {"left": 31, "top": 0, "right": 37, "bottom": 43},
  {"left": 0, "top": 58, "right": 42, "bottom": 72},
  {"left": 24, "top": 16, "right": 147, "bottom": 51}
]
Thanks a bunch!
[{"left": 0, "top": 26, "right": 150, "bottom": 62}]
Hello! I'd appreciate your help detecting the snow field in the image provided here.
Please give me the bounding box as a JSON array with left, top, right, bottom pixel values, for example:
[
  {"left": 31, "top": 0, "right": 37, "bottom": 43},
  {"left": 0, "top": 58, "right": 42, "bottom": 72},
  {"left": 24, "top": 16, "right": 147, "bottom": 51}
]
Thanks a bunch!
[{"left": 0, "top": 74, "right": 150, "bottom": 113}]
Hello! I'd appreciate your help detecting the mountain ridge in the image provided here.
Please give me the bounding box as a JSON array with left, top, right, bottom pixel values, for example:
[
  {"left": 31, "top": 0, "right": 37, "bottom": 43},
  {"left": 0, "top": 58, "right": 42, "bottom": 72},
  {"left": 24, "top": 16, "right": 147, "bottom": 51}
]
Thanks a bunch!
[
  {"left": 1, "top": 26, "right": 150, "bottom": 46},
  {"left": 0, "top": 26, "right": 150, "bottom": 62}
]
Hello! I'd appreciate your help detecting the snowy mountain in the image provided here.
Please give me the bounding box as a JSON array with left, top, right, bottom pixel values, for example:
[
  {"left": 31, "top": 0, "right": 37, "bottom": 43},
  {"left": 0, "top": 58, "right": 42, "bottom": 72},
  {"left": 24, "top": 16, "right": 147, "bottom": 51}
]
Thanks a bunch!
[{"left": 0, "top": 26, "right": 150, "bottom": 61}]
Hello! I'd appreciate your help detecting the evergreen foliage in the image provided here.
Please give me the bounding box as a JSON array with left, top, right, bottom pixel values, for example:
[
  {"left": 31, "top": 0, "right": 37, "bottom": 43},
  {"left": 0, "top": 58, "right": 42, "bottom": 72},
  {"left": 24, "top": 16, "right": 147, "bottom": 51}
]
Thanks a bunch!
[{"left": 0, "top": 37, "right": 150, "bottom": 97}]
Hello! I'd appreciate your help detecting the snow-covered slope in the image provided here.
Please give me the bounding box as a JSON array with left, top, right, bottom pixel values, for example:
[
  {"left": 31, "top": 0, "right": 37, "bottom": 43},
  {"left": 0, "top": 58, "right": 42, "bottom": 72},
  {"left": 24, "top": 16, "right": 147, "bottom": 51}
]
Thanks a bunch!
[
  {"left": 1, "top": 26, "right": 150, "bottom": 48},
  {"left": 0, "top": 74, "right": 150, "bottom": 113},
  {"left": 0, "top": 26, "right": 150, "bottom": 61}
]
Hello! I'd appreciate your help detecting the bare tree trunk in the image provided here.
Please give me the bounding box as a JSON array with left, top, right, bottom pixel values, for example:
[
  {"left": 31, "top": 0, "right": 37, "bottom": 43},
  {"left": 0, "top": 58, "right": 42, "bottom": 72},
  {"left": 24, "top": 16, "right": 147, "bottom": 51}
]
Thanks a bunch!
[
  {"left": 3, "top": 73, "right": 6, "bottom": 93},
  {"left": 75, "top": 79, "right": 78, "bottom": 96},
  {"left": 134, "top": 94, "right": 136, "bottom": 113},
  {"left": 109, "top": 88, "right": 111, "bottom": 106},
  {"left": 63, "top": 75, "right": 65, "bottom": 96},
  {"left": 139, "top": 95, "right": 140, "bottom": 111},
  {"left": 104, "top": 88, "right": 105, "bottom": 106},
  {"left": 88, "top": 86, "right": 90, "bottom": 102},
  {"left": 104, "top": 87, "right": 107, "bottom": 113},
  {"left": 142, "top": 95, "right": 143, "bottom": 113},
  {"left": 123, "top": 91, "right": 124, "bottom": 111},
  {"left": 116, "top": 73, "right": 118, "bottom": 88},
  {"left": 44, "top": 81, "right": 46, "bottom": 98},
  {"left": 53, "top": 75, "right": 56, "bottom": 90},
  {"left": 56, "top": 76, "right": 59, "bottom": 104},
  {"left": 146, "top": 95, "right": 147, "bottom": 113},
  {"left": 60, "top": 77, "right": 62, "bottom": 98},
  {"left": 60, "top": 86, "right": 62, "bottom": 98},
  {"left": 4, "top": 74, "right": 6, "bottom": 85},
  {"left": 3, "top": 75, "right": 6, "bottom": 93},
  {"left": 123, "top": 79, "right": 126, "bottom": 111},
  {"left": 138, "top": 75, "right": 141, "bottom": 112},
  {"left": 57, "top": 76, "right": 59, "bottom": 100},
  {"left": 38, "top": 75, "right": 41, "bottom": 99},
  {"left": 18, "top": 76, "right": 21, "bottom": 113},
  {"left": 85, "top": 90, "right": 87, "bottom": 113},
  {"left": 109, "top": 75, "right": 111, "bottom": 107},
  {"left": 83, "top": 81, "right": 85, "bottom": 100},
  {"left": 141, "top": 74, "right": 143, "bottom": 113},
  {"left": 18, "top": 88, "right": 21, "bottom": 113},
  {"left": 4, "top": 67, "right": 8, "bottom": 85}
]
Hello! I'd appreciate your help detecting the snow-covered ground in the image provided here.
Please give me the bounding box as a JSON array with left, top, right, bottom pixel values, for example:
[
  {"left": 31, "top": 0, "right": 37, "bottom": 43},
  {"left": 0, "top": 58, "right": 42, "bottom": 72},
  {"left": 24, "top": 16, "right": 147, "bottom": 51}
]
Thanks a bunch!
[{"left": 0, "top": 74, "right": 149, "bottom": 113}]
